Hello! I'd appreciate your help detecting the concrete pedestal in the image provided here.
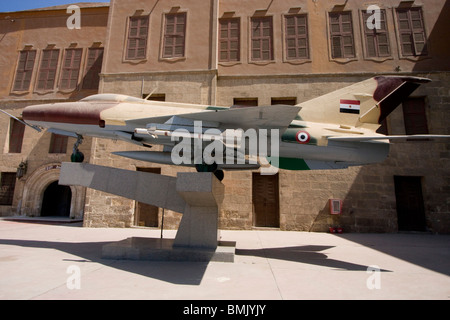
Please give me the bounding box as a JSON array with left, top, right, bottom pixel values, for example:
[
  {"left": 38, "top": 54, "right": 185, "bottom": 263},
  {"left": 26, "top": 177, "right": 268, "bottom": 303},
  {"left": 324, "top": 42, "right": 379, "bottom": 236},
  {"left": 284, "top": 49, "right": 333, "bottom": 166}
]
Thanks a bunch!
[
  {"left": 102, "top": 238, "right": 236, "bottom": 262},
  {"left": 59, "top": 163, "right": 234, "bottom": 262}
]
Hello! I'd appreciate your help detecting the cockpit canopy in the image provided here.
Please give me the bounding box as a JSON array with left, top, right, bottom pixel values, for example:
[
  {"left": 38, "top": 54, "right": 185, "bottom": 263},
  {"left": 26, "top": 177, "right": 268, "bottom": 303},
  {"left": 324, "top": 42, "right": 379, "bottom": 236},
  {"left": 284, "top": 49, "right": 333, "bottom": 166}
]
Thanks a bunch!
[{"left": 81, "top": 94, "right": 148, "bottom": 103}]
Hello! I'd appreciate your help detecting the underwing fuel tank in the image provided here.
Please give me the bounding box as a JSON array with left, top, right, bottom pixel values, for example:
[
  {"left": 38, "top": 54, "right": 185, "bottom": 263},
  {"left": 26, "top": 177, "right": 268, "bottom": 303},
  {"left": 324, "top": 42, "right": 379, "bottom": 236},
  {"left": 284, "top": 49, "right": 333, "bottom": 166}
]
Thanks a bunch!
[{"left": 113, "top": 151, "right": 261, "bottom": 170}]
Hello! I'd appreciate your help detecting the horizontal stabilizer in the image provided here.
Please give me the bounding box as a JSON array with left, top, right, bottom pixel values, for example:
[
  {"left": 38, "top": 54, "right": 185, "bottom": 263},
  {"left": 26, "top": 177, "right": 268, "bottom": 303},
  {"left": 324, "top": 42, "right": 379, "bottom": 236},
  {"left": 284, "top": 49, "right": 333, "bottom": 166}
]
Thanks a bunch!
[{"left": 328, "top": 135, "right": 450, "bottom": 142}]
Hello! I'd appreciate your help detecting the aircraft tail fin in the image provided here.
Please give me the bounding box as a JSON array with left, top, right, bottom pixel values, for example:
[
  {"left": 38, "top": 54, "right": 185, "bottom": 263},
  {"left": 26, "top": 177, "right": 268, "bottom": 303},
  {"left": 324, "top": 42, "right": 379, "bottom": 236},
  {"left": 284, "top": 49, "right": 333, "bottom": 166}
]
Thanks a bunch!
[{"left": 298, "top": 76, "right": 431, "bottom": 126}]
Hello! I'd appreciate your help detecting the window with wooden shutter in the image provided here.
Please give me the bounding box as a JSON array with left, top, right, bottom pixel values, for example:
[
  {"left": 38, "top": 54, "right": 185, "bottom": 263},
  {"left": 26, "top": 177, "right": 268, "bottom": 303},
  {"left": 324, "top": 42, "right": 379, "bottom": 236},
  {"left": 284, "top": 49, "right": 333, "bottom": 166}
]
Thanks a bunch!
[
  {"left": 82, "top": 47, "right": 104, "bottom": 89},
  {"left": 13, "top": 50, "right": 36, "bottom": 91},
  {"left": 126, "top": 16, "right": 149, "bottom": 60},
  {"left": 49, "top": 133, "right": 68, "bottom": 154},
  {"left": 251, "top": 17, "right": 274, "bottom": 61},
  {"left": 9, "top": 119, "right": 25, "bottom": 154},
  {"left": 396, "top": 7, "right": 428, "bottom": 56},
  {"left": 362, "top": 9, "right": 391, "bottom": 58},
  {"left": 0, "top": 173, "right": 17, "bottom": 206},
  {"left": 219, "top": 18, "right": 240, "bottom": 62},
  {"left": 163, "top": 13, "right": 187, "bottom": 58},
  {"left": 37, "top": 49, "right": 60, "bottom": 91},
  {"left": 271, "top": 97, "right": 297, "bottom": 106},
  {"left": 285, "top": 14, "right": 309, "bottom": 60},
  {"left": 329, "top": 12, "right": 355, "bottom": 59},
  {"left": 402, "top": 97, "right": 429, "bottom": 135},
  {"left": 233, "top": 98, "right": 258, "bottom": 107},
  {"left": 60, "top": 48, "right": 82, "bottom": 90}
]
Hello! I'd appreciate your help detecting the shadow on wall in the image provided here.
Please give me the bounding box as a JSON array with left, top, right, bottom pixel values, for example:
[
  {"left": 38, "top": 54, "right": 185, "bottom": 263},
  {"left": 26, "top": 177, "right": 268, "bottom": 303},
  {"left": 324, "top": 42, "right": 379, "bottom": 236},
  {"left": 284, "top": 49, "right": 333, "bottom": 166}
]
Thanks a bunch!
[{"left": 412, "top": 0, "right": 450, "bottom": 72}]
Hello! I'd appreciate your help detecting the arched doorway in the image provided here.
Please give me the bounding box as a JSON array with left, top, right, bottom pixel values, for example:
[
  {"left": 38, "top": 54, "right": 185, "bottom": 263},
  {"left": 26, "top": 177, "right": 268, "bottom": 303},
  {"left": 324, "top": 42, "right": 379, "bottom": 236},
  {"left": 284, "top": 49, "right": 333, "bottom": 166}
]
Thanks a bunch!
[{"left": 41, "top": 181, "right": 72, "bottom": 217}]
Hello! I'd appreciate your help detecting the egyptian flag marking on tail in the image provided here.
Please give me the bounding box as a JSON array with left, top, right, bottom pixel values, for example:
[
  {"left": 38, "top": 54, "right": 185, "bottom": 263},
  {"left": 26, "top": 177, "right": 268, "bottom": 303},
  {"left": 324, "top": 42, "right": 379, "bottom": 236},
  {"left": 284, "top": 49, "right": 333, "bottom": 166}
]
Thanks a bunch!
[{"left": 340, "top": 99, "right": 361, "bottom": 114}]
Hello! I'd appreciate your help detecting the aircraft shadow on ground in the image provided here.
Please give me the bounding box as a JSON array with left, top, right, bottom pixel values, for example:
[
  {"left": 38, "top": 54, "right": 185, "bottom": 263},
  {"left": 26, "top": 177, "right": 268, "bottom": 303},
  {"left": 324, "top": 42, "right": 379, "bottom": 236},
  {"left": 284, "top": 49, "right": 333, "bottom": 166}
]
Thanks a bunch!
[
  {"left": 236, "top": 245, "right": 391, "bottom": 272},
  {"left": 0, "top": 238, "right": 207, "bottom": 285},
  {"left": 0, "top": 236, "right": 391, "bottom": 286}
]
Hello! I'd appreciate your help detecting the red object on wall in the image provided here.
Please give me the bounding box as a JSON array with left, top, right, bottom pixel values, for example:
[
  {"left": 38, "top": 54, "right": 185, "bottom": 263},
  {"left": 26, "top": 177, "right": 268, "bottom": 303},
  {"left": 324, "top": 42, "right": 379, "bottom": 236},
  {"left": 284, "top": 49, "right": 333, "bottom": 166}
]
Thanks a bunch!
[
  {"left": 329, "top": 199, "right": 342, "bottom": 215},
  {"left": 329, "top": 227, "right": 343, "bottom": 234}
]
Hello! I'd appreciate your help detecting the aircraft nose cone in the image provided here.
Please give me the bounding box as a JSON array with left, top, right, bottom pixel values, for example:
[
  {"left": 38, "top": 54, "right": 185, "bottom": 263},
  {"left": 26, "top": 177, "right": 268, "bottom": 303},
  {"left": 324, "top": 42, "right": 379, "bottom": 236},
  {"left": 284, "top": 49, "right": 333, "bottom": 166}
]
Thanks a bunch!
[{"left": 23, "top": 102, "right": 105, "bottom": 125}]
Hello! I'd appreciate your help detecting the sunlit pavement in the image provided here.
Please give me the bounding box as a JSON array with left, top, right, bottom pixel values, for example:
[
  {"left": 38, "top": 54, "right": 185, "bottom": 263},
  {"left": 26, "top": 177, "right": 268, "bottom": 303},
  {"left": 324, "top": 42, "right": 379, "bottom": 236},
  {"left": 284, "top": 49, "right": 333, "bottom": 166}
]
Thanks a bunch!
[{"left": 0, "top": 219, "right": 449, "bottom": 300}]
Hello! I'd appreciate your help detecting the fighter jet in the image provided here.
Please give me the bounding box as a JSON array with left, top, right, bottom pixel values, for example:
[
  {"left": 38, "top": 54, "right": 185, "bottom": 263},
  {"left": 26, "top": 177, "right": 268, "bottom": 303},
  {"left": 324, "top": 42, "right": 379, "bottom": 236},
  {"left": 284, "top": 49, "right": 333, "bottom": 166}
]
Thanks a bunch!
[{"left": 4, "top": 76, "right": 449, "bottom": 181}]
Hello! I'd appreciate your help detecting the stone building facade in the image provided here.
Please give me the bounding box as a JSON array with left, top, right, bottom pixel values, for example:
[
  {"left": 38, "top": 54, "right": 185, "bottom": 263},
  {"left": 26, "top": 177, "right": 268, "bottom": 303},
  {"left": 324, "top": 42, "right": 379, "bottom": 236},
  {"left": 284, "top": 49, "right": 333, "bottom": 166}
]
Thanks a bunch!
[
  {"left": 1, "top": 0, "right": 449, "bottom": 233},
  {"left": 0, "top": 3, "right": 109, "bottom": 218}
]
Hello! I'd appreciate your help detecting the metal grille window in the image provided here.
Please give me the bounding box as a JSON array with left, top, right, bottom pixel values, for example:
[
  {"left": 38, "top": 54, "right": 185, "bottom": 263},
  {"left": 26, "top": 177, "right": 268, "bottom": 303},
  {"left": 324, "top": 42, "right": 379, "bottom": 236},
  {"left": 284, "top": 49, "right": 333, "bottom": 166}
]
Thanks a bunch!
[
  {"left": 49, "top": 134, "right": 68, "bottom": 154},
  {"left": 0, "top": 173, "right": 17, "bottom": 206},
  {"left": 251, "top": 17, "right": 274, "bottom": 61},
  {"left": 37, "top": 49, "right": 60, "bottom": 91},
  {"left": 13, "top": 50, "right": 36, "bottom": 91},
  {"left": 82, "top": 48, "right": 104, "bottom": 89},
  {"left": 9, "top": 119, "right": 25, "bottom": 154},
  {"left": 163, "top": 13, "right": 187, "bottom": 58},
  {"left": 329, "top": 12, "right": 355, "bottom": 59},
  {"left": 126, "top": 16, "right": 149, "bottom": 60},
  {"left": 285, "top": 14, "right": 309, "bottom": 60},
  {"left": 396, "top": 7, "right": 428, "bottom": 56},
  {"left": 362, "top": 9, "right": 391, "bottom": 58},
  {"left": 60, "top": 48, "right": 82, "bottom": 90},
  {"left": 219, "top": 18, "right": 240, "bottom": 62}
]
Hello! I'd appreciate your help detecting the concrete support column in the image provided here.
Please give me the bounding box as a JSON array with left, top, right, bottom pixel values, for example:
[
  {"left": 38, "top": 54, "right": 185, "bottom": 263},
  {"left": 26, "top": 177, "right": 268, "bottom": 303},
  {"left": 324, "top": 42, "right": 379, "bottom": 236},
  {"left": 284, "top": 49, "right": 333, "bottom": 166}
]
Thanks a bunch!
[{"left": 174, "top": 172, "right": 224, "bottom": 249}]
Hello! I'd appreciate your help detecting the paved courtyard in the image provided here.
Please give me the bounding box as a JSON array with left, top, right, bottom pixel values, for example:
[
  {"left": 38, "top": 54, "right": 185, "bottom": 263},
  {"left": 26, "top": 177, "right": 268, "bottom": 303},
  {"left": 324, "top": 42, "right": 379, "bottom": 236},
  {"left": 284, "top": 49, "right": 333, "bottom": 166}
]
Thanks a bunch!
[{"left": 0, "top": 219, "right": 449, "bottom": 301}]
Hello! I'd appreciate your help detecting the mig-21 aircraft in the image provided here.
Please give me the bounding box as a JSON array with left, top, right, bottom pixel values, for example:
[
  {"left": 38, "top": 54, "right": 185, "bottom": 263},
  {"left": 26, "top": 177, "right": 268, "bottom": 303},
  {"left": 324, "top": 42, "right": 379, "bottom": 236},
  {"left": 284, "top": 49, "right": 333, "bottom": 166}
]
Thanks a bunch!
[{"left": 3, "top": 76, "right": 448, "bottom": 181}]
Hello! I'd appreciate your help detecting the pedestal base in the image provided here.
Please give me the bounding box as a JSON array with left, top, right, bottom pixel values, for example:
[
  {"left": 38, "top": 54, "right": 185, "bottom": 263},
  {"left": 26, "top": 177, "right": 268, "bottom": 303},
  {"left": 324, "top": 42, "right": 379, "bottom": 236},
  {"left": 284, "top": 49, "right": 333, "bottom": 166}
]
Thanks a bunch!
[
  {"left": 60, "top": 163, "right": 230, "bottom": 262},
  {"left": 102, "top": 237, "right": 236, "bottom": 263}
]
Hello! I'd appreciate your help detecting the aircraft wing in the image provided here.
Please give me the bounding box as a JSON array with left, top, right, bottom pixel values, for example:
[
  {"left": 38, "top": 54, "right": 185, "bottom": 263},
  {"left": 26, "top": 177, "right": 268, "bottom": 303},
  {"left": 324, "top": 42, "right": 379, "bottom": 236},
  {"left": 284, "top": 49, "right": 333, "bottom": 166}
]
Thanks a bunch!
[
  {"left": 126, "top": 104, "right": 302, "bottom": 132},
  {"left": 0, "top": 109, "right": 42, "bottom": 132}
]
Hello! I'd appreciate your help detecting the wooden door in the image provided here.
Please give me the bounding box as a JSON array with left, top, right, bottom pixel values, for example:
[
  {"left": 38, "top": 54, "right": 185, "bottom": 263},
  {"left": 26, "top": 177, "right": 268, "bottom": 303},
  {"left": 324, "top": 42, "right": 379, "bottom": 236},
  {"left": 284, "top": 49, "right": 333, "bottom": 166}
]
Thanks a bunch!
[
  {"left": 135, "top": 168, "right": 161, "bottom": 227},
  {"left": 252, "top": 173, "right": 280, "bottom": 227},
  {"left": 394, "top": 176, "right": 426, "bottom": 231}
]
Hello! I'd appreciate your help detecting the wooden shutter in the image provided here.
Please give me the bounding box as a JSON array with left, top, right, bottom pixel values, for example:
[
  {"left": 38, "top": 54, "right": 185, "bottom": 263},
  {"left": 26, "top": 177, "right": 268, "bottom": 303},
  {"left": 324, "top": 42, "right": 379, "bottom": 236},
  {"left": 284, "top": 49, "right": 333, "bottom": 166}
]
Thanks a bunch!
[
  {"left": 37, "top": 49, "right": 60, "bottom": 91},
  {"left": 219, "top": 18, "right": 240, "bottom": 62},
  {"left": 126, "top": 16, "right": 149, "bottom": 60},
  {"left": 49, "top": 134, "right": 68, "bottom": 154},
  {"left": 60, "top": 48, "right": 82, "bottom": 90},
  {"left": 9, "top": 119, "right": 25, "bottom": 154},
  {"left": 396, "top": 8, "right": 427, "bottom": 56},
  {"left": 285, "top": 14, "right": 309, "bottom": 60},
  {"left": 271, "top": 97, "right": 297, "bottom": 106},
  {"left": 82, "top": 47, "right": 104, "bottom": 89},
  {"left": 402, "top": 98, "right": 429, "bottom": 135},
  {"left": 251, "top": 17, "right": 274, "bottom": 61},
  {"left": 329, "top": 12, "right": 355, "bottom": 59},
  {"left": 394, "top": 176, "right": 426, "bottom": 232},
  {"left": 363, "top": 10, "right": 391, "bottom": 57},
  {"left": 253, "top": 173, "right": 280, "bottom": 228},
  {"left": 13, "top": 50, "right": 36, "bottom": 91},
  {"left": 163, "top": 13, "right": 187, "bottom": 58},
  {"left": 233, "top": 98, "right": 258, "bottom": 107},
  {"left": 0, "top": 173, "right": 17, "bottom": 206}
]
